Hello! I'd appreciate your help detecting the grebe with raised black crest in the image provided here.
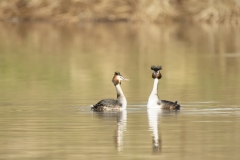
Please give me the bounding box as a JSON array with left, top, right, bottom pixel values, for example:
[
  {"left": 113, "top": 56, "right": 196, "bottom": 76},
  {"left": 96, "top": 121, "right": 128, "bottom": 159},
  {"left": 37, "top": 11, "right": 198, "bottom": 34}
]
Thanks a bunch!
[{"left": 147, "top": 65, "right": 180, "bottom": 110}]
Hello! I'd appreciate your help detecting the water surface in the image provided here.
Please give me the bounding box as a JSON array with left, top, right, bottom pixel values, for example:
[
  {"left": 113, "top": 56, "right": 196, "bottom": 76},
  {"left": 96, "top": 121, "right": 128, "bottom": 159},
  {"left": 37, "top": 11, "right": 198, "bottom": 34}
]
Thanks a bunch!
[{"left": 0, "top": 22, "right": 240, "bottom": 159}]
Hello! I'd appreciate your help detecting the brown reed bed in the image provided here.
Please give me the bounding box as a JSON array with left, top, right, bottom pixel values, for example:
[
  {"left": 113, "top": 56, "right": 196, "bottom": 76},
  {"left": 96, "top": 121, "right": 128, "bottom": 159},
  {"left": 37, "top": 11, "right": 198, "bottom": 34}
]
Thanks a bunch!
[{"left": 0, "top": 0, "right": 239, "bottom": 23}]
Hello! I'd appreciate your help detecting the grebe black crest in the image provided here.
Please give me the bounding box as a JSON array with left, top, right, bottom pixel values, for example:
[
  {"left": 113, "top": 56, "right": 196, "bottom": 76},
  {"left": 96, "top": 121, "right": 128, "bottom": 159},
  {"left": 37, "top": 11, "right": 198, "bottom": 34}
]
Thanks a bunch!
[
  {"left": 151, "top": 65, "right": 162, "bottom": 79},
  {"left": 147, "top": 65, "right": 180, "bottom": 110},
  {"left": 91, "top": 71, "right": 128, "bottom": 111},
  {"left": 151, "top": 65, "right": 162, "bottom": 72}
]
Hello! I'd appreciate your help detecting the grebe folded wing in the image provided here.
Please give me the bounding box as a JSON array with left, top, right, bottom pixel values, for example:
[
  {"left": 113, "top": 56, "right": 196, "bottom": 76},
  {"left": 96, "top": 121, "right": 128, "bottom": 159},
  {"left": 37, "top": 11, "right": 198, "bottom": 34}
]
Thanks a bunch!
[
  {"left": 91, "top": 99, "right": 119, "bottom": 111},
  {"left": 158, "top": 100, "right": 180, "bottom": 110}
]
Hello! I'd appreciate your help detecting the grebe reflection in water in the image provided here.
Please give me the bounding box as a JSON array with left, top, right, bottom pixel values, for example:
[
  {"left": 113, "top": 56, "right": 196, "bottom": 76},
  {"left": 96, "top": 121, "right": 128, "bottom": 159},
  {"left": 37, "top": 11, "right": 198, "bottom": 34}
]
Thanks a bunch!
[
  {"left": 147, "top": 108, "right": 162, "bottom": 153},
  {"left": 92, "top": 110, "right": 127, "bottom": 152}
]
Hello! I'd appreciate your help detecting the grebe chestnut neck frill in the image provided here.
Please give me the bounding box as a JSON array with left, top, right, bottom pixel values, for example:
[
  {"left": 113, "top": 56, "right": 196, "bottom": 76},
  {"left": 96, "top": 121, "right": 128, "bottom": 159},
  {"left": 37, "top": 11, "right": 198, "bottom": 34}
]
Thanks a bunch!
[
  {"left": 91, "top": 72, "right": 128, "bottom": 111},
  {"left": 147, "top": 65, "right": 180, "bottom": 110}
]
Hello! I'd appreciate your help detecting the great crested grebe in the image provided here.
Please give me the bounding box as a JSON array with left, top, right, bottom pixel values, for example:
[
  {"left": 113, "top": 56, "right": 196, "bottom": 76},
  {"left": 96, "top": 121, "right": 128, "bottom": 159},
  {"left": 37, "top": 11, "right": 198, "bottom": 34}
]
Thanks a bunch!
[
  {"left": 91, "top": 72, "right": 128, "bottom": 111},
  {"left": 147, "top": 65, "right": 180, "bottom": 110}
]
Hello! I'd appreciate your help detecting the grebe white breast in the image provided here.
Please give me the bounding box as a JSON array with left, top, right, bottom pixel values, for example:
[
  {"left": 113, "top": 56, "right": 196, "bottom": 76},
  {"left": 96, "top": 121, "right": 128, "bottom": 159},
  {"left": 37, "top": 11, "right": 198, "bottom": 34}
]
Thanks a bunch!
[
  {"left": 147, "top": 65, "right": 180, "bottom": 110},
  {"left": 91, "top": 72, "right": 128, "bottom": 111}
]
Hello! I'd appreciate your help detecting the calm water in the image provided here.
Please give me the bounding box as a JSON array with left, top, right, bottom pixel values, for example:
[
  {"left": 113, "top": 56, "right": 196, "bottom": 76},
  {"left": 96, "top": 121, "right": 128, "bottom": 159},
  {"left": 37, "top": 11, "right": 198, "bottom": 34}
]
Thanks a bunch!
[{"left": 0, "top": 22, "right": 240, "bottom": 159}]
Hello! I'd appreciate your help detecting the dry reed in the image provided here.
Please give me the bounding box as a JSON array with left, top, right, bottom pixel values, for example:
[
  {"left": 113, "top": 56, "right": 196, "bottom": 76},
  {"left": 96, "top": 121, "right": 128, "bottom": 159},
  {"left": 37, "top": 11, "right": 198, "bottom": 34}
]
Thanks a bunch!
[{"left": 0, "top": 0, "right": 239, "bottom": 23}]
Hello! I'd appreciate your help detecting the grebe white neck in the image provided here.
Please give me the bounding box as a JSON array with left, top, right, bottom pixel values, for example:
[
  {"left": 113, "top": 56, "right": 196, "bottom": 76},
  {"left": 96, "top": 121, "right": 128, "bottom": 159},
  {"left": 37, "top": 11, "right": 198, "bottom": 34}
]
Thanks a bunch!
[
  {"left": 147, "top": 78, "right": 160, "bottom": 108},
  {"left": 115, "top": 84, "right": 127, "bottom": 109}
]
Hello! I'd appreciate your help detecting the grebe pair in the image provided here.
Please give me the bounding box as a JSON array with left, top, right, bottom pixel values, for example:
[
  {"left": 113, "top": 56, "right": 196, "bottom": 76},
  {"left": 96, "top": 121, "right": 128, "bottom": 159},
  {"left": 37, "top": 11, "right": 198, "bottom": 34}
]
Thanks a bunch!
[{"left": 91, "top": 66, "right": 180, "bottom": 111}]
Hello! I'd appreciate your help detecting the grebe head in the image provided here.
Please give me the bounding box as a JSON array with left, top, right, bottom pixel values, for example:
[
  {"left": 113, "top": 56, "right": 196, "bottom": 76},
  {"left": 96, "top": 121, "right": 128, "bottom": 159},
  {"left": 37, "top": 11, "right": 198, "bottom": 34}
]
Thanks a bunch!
[
  {"left": 112, "top": 72, "right": 129, "bottom": 85},
  {"left": 151, "top": 65, "right": 162, "bottom": 79}
]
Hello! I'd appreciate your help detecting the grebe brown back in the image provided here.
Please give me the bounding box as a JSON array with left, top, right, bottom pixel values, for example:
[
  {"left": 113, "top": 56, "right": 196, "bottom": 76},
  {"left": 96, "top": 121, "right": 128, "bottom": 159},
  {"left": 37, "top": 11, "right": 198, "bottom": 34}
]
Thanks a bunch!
[
  {"left": 147, "top": 65, "right": 180, "bottom": 110},
  {"left": 91, "top": 72, "right": 128, "bottom": 111}
]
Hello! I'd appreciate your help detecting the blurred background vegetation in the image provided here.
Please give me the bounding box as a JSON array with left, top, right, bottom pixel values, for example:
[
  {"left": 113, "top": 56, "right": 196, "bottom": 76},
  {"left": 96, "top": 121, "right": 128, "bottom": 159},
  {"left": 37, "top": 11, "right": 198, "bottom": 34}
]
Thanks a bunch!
[
  {"left": 0, "top": 0, "right": 240, "bottom": 23},
  {"left": 0, "top": 23, "right": 240, "bottom": 106}
]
